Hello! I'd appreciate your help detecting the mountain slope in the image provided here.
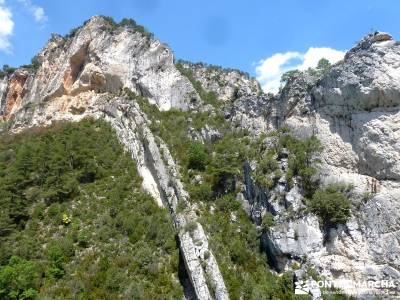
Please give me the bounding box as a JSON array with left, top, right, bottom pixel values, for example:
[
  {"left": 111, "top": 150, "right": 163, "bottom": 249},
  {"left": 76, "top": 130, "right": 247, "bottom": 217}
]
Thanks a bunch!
[
  {"left": 0, "top": 120, "right": 183, "bottom": 299},
  {"left": 0, "top": 16, "right": 399, "bottom": 299}
]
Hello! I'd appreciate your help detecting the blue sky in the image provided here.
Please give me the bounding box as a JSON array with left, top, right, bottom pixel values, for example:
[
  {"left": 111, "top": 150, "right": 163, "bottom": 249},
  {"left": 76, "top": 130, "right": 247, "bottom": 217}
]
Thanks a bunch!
[{"left": 0, "top": 0, "right": 399, "bottom": 92}]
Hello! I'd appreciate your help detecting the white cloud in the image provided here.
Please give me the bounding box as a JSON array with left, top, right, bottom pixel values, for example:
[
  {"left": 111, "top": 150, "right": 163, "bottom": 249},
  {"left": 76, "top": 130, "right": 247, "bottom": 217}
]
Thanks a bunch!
[
  {"left": 255, "top": 47, "right": 346, "bottom": 94},
  {"left": 0, "top": 0, "right": 47, "bottom": 53},
  {"left": 0, "top": 0, "right": 14, "bottom": 53},
  {"left": 32, "top": 6, "right": 45, "bottom": 22},
  {"left": 18, "top": 0, "right": 47, "bottom": 24}
]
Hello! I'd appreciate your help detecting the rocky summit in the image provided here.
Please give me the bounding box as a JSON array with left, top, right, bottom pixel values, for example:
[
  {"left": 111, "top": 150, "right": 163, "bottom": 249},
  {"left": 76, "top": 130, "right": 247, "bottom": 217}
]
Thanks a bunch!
[{"left": 0, "top": 16, "right": 400, "bottom": 300}]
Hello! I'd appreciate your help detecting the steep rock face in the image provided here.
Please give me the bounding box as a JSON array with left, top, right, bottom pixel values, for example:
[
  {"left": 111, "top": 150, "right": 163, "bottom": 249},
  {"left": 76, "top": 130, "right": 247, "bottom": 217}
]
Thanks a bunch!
[
  {"left": 224, "top": 95, "right": 273, "bottom": 135},
  {"left": 2, "top": 16, "right": 200, "bottom": 121},
  {"left": 312, "top": 33, "right": 400, "bottom": 181},
  {"left": 225, "top": 69, "right": 321, "bottom": 136},
  {"left": 0, "top": 70, "right": 30, "bottom": 120},
  {"left": 233, "top": 32, "right": 400, "bottom": 298}
]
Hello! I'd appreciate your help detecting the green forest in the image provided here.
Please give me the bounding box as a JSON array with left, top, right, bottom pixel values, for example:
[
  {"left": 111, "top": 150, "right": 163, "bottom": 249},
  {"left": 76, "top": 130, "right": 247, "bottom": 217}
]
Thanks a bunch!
[{"left": 0, "top": 119, "right": 182, "bottom": 299}]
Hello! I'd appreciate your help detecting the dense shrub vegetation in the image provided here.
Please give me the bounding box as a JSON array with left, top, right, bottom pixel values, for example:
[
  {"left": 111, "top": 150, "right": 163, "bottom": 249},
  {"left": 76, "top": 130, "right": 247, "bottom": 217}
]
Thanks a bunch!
[
  {"left": 307, "top": 185, "right": 351, "bottom": 230},
  {"left": 66, "top": 16, "right": 154, "bottom": 39},
  {"left": 0, "top": 256, "right": 41, "bottom": 299},
  {"left": 280, "top": 69, "right": 302, "bottom": 84},
  {"left": 102, "top": 16, "right": 154, "bottom": 39},
  {"left": 281, "top": 58, "right": 333, "bottom": 85},
  {"left": 279, "top": 132, "right": 323, "bottom": 196},
  {"left": 0, "top": 65, "right": 16, "bottom": 79},
  {"left": 20, "top": 56, "right": 41, "bottom": 72},
  {"left": 242, "top": 129, "right": 322, "bottom": 197},
  {"left": 176, "top": 59, "right": 252, "bottom": 79},
  {"left": 0, "top": 119, "right": 182, "bottom": 299},
  {"left": 187, "top": 142, "right": 207, "bottom": 171},
  {"left": 199, "top": 200, "right": 301, "bottom": 299},
  {"left": 0, "top": 56, "right": 41, "bottom": 79}
]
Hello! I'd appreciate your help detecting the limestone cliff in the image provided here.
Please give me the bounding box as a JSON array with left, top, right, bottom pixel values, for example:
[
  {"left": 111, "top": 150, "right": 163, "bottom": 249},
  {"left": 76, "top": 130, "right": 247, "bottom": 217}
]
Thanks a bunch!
[
  {"left": 0, "top": 16, "right": 200, "bottom": 123},
  {"left": 230, "top": 32, "right": 400, "bottom": 299},
  {"left": 1, "top": 16, "right": 400, "bottom": 299}
]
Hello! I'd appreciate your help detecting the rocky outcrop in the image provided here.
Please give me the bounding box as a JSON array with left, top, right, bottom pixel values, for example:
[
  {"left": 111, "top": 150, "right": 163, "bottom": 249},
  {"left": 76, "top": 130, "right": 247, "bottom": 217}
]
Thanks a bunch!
[
  {"left": 2, "top": 16, "right": 201, "bottom": 122},
  {"left": 233, "top": 32, "right": 400, "bottom": 298},
  {"left": 188, "top": 122, "right": 222, "bottom": 143},
  {"left": 224, "top": 94, "right": 273, "bottom": 135},
  {"left": 312, "top": 32, "right": 400, "bottom": 181},
  {"left": 0, "top": 70, "right": 29, "bottom": 120},
  {"left": 180, "top": 61, "right": 261, "bottom": 101}
]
